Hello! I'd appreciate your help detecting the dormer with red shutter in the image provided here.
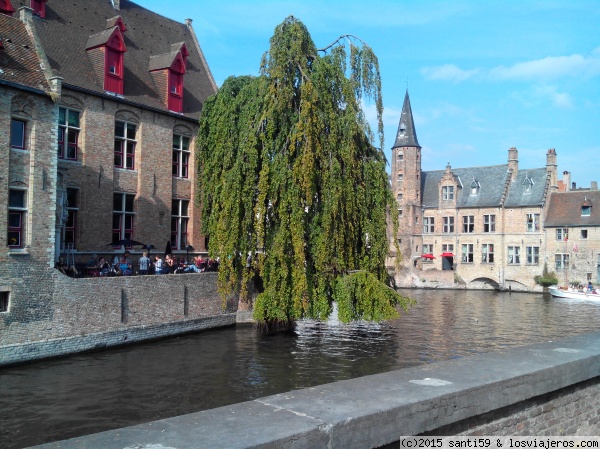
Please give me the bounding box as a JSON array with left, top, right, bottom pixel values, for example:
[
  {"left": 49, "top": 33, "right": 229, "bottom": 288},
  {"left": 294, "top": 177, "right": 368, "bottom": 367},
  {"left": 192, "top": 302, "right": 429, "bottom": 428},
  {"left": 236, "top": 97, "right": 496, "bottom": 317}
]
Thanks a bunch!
[
  {"left": 30, "top": 0, "right": 47, "bottom": 18},
  {"left": 0, "top": 0, "right": 15, "bottom": 16},
  {"left": 85, "top": 17, "right": 127, "bottom": 95},
  {"left": 149, "top": 43, "right": 187, "bottom": 113}
]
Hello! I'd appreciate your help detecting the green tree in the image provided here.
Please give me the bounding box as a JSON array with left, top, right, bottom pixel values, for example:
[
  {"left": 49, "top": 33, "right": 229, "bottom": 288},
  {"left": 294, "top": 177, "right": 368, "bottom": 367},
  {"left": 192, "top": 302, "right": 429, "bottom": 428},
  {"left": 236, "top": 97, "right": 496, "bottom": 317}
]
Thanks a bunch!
[{"left": 197, "top": 16, "right": 413, "bottom": 332}]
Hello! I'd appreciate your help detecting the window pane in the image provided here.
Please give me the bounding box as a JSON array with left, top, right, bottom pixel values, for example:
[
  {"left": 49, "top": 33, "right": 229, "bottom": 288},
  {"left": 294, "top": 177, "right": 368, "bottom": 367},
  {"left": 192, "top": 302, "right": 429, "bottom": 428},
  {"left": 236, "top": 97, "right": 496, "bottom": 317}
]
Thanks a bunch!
[
  {"left": 58, "top": 107, "right": 66, "bottom": 125},
  {"left": 8, "top": 212, "right": 21, "bottom": 227},
  {"left": 67, "top": 130, "right": 78, "bottom": 144},
  {"left": 172, "top": 200, "right": 178, "bottom": 214},
  {"left": 68, "top": 110, "right": 80, "bottom": 127},
  {"left": 181, "top": 200, "right": 189, "bottom": 216},
  {"left": 124, "top": 215, "right": 133, "bottom": 230},
  {"left": 125, "top": 195, "right": 134, "bottom": 212},
  {"left": 181, "top": 136, "right": 190, "bottom": 151},
  {"left": 66, "top": 189, "right": 78, "bottom": 207},
  {"left": 126, "top": 142, "right": 135, "bottom": 156},
  {"left": 113, "top": 214, "right": 121, "bottom": 229},
  {"left": 113, "top": 193, "right": 123, "bottom": 211},
  {"left": 173, "top": 135, "right": 181, "bottom": 148},
  {"left": 9, "top": 190, "right": 26, "bottom": 208},
  {"left": 114, "top": 154, "right": 123, "bottom": 167},
  {"left": 171, "top": 217, "right": 178, "bottom": 232},
  {"left": 67, "top": 145, "right": 77, "bottom": 159},
  {"left": 115, "top": 121, "right": 125, "bottom": 137},
  {"left": 7, "top": 230, "right": 21, "bottom": 247},
  {"left": 11, "top": 120, "right": 25, "bottom": 148},
  {"left": 126, "top": 123, "right": 136, "bottom": 139}
]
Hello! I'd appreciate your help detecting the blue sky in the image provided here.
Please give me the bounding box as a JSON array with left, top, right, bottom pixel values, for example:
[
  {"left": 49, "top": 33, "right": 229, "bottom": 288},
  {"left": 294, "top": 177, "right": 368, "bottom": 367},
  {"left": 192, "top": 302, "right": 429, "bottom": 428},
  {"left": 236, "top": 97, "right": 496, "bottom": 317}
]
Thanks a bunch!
[{"left": 144, "top": 0, "right": 600, "bottom": 189}]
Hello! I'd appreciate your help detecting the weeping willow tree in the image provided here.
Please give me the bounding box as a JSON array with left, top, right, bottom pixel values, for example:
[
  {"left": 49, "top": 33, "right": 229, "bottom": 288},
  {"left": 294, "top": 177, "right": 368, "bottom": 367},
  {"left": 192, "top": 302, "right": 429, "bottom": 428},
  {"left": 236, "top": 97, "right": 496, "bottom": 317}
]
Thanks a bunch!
[{"left": 198, "top": 16, "right": 413, "bottom": 332}]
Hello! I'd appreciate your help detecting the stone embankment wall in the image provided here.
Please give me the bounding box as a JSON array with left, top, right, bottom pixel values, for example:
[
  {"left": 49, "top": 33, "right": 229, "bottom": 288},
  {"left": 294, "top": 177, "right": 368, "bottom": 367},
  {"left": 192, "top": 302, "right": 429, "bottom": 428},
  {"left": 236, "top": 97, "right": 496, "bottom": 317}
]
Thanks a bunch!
[
  {"left": 0, "top": 272, "right": 236, "bottom": 367},
  {"left": 36, "top": 332, "right": 600, "bottom": 448}
]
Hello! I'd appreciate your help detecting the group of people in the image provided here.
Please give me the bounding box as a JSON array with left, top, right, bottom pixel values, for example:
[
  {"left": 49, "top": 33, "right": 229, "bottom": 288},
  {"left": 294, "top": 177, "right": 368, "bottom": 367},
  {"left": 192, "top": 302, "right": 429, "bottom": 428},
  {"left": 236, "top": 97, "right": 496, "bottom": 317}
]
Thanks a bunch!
[{"left": 55, "top": 252, "right": 220, "bottom": 277}]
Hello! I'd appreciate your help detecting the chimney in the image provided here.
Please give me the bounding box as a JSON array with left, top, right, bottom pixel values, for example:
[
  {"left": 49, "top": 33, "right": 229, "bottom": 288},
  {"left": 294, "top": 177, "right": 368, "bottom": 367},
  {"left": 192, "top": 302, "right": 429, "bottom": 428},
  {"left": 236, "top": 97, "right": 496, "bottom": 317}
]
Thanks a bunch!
[
  {"left": 562, "top": 171, "right": 571, "bottom": 192},
  {"left": 508, "top": 147, "right": 518, "bottom": 181},
  {"left": 546, "top": 148, "right": 557, "bottom": 188},
  {"left": 185, "top": 18, "right": 193, "bottom": 28},
  {"left": 572, "top": 182, "right": 576, "bottom": 190},
  {"left": 112, "top": 0, "right": 120, "bottom": 10},
  {"left": 592, "top": 181, "right": 598, "bottom": 191}
]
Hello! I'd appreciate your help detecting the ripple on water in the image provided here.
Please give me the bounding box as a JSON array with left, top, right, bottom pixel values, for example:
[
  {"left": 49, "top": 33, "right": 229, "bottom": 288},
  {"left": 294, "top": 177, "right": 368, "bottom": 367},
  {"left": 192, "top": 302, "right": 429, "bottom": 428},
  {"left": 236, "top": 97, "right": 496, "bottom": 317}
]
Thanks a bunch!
[{"left": 2, "top": 290, "right": 600, "bottom": 448}]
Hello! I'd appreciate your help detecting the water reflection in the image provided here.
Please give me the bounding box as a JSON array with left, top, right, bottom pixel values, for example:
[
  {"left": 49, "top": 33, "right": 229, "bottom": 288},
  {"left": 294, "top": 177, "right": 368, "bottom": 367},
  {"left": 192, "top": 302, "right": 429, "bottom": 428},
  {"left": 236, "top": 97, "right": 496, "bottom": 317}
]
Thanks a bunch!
[{"left": 2, "top": 290, "right": 600, "bottom": 448}]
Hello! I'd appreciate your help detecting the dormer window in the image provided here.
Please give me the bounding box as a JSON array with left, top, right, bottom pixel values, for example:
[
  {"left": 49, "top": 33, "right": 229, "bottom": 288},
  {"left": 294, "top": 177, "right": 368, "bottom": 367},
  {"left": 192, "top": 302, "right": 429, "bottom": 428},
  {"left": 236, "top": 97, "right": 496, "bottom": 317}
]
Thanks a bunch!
[
  {"left": 149, "top": 44, "right": 187, "bottom": 113},
  {"left": 86, "top": 20, "right": 127, "bottom": 95},
  {"left": 582, "top": 205, "right": 591, "bottom": 216},
  {"left": 523, "top": 175, "right": 534, "bottom": 194},
  {"left": 30, "top": 0, "right": 47, "bottom": 18},
  {"left": 442, "top": 185, "right": 454, "bottom": 201},
  {"left": 470, "top": 179, "right": 480, "bottom": 196}
]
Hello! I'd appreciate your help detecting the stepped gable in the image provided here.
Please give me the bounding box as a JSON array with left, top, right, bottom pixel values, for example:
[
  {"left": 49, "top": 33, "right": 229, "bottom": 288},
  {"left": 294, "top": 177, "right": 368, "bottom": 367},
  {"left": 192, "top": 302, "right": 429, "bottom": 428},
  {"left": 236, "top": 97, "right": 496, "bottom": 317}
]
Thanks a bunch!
[
  {"left": 545, "top": 190, "right": 600, "bottom": 227},
  {"left": 0, "top": 13, "right": 50, "bottom": 92},
  {"left": 14, "top": 0, "right": 215, "bottom": 118}
]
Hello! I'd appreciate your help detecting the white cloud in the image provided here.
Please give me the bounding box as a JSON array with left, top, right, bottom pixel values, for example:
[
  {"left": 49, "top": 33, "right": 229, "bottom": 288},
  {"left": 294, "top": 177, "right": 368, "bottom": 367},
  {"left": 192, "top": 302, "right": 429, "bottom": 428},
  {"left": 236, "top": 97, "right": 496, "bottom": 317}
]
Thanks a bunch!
[
  {"left": 421, "top": 64, "right": 479, "bottom": 83},
  {"left": 423, "top": 49, "right": 600, "bottom": 84}
]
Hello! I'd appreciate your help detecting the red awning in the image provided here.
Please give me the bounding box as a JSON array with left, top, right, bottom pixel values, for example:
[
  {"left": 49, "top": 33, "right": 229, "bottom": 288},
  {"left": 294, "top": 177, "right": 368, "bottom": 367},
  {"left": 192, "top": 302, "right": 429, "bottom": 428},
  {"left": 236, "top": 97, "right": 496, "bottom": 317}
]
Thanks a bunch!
[
  {"left": 440, "top": 252, "right": 454, "bottom": 257},
  {"left": 421, "top": 253, "right": 435, "bottom": 259}
]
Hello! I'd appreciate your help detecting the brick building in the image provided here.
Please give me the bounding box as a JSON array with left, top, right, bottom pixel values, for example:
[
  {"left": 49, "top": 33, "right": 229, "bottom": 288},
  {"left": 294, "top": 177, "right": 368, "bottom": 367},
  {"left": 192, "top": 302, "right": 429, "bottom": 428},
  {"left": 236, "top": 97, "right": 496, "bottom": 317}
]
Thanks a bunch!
[
  {"left": 1, "top": 0, "right": 216, "bottom": 314},
  {"left": 391, "top": 91, "right": 563, "bottom": 291},
  {"left": 544, "top": 188, "right": 600, "bottom": 287}
]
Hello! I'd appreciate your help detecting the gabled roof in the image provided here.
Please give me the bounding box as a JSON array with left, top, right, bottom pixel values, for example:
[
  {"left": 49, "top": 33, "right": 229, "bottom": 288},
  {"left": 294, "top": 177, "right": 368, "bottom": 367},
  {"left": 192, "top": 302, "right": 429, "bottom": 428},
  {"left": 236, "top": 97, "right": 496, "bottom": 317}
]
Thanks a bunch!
[
  {"left": 85, "top": 26, "right": 125, "bottom": 51},
  {"left": 12, "top": 0, "right": 217, "bottom": 119},
  {"left": 149, "top": 50, "right": 183, "bottom": 72},
  {"left": 0, "top": 13, "right": 51, "bottom": 92},
  {"left": 393, "top": 90, "right": 420, "bottom": 148},
  {"left": 421, "top": 165, "right": 548, "bottom": 209},
  {"left": 545, "top": 190, "right": 600, "bottom": 227}
]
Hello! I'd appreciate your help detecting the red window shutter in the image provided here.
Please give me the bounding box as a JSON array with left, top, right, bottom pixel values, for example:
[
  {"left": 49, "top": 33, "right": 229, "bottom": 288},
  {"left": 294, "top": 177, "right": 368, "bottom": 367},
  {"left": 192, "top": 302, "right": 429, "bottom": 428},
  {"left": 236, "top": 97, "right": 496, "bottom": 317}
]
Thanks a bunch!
[
  {"left": 168, "top": 71, "right": 183, "bottom": 112},
  {"left": 105, "top": 48, "right": 124, "bottom": 94},
  {"left": 0, "top": 0, "right": 15, "bottom": 15},
  {"left": 30, "top": 0, "right": 46, "bottom": 18}
]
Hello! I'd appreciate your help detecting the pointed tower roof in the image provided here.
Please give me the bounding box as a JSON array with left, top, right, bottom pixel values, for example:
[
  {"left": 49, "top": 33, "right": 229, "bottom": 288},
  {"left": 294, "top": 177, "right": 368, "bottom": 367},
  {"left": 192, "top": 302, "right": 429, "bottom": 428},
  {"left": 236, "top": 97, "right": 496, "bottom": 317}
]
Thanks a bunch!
[{"left": 393, "top": 90, "right": 420, "bottom": 148}]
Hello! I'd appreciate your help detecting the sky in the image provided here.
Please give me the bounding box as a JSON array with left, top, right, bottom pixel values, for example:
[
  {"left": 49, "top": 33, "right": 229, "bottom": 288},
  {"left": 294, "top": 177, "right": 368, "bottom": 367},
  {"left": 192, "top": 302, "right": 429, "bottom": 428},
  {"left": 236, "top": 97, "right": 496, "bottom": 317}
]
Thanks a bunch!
[{"left": 143, "top": 0, "right": 600, "bottom": 189}]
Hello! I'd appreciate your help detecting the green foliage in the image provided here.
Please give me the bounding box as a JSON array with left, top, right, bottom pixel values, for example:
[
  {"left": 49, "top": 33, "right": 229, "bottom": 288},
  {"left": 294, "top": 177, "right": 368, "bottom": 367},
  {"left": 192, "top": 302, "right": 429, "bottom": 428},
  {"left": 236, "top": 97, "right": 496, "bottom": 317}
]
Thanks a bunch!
[
  {"left": 197, "top": 16, "right": 411, "bottom": 329},
  {"left": 534, "top": 262, "right": 559, "bottom": 287}
]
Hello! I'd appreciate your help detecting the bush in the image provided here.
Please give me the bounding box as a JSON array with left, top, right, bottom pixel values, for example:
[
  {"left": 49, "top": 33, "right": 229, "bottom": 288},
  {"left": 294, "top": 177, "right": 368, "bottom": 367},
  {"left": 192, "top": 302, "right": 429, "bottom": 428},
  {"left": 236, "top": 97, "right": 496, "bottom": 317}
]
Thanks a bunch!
[{"left": 534, "top": 262, "right": 559, "bottom": 287}]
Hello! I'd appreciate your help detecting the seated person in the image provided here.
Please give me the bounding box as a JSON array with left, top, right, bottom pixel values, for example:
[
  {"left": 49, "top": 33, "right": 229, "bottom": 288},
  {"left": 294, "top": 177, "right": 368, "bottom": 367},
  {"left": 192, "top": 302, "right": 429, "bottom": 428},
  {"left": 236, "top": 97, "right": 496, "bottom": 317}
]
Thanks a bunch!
[
  {"left": 55, "top": 257, "right": 78, "bottom": 277},
  {"left": 119, "top": 251, "right": 133, "bottom": 276},
  {"left": 98, "top": 257, "right": 113, "bottom": 276}
]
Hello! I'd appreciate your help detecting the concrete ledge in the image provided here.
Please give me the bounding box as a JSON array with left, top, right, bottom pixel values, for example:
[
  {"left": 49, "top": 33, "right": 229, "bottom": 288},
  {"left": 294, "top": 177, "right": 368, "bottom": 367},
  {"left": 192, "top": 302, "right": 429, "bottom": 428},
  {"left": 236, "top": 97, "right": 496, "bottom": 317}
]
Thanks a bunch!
[{"left": 34, "top": 332, "right": 600, "bottom": 449}]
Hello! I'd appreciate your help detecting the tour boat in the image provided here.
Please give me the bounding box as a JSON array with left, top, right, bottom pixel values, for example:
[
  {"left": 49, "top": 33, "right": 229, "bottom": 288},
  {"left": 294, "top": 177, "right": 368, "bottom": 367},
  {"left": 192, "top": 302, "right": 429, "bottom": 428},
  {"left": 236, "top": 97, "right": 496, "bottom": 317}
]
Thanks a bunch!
[{"left": 548, "top": 286, "right": 600, "bottom": 300}]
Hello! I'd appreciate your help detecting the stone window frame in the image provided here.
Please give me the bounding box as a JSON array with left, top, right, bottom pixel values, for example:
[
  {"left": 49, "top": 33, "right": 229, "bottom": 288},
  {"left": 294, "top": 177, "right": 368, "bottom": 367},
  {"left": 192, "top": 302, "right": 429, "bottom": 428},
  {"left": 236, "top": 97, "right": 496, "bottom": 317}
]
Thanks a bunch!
[
  {"left": 423, "top": 216, "right": 434, "bottom": 234},
  {"left": 8, "top": 188, "right": 28, "bottom": 249},
  {"left": 172, "top": 133, "right": 191, "bottom": 179},
  {"left": 461, "top": 243, "right": 474, "bottom": 263},
  {"left": 507, "top": 246, "right": 521, "bottom": 264},
  {"left": 556, "top": 228, "right": 568, "bottom": 241},
  {"left": 481, "top": 243, "right": 494, "bottom": 263},
  {"left": 10, "top": 118, "right": 27, "bottom": 150},
  {"left": 554, "top": 252, "right": 568, "bottom": 270},
  {"left": 527, "top": 246, "right": 540, "bottom": 265},
  {"left": 462, "top": 215, "right": 475, "bottom": 233},
  {"left": 443, "top": 216, "right": 454, "bottom": 234},
  {"left": 58, "top": 107, "right": 81, "bottom": 161},
  {"left": 112, "top": 192, "right": 136, "bottom": 246},
  {"left": 114, "top": 120, "right": 137, "bottom": 170},
  {"left": 526, "top": 213, "right": 540, "bottom": 232},
  {"left": 442, "top": 185, "right": 454, "bottom": 201},
  {"left": 483, "top": 214, "right": 496, "bottom": 233},
  {"left": 171, "top": 198, "right": 190, "bottom": 251}
]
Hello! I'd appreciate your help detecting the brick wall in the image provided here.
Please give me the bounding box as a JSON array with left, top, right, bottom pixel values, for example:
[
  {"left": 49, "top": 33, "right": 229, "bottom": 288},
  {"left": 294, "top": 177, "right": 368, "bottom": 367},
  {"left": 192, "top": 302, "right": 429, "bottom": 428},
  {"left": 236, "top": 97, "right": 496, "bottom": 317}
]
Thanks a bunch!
[
  {"left": 0, "top": 272, "right": 237, "bottom": 366},
  {"left": 425, "top": 376, "right": 600, "bottom": 436}
]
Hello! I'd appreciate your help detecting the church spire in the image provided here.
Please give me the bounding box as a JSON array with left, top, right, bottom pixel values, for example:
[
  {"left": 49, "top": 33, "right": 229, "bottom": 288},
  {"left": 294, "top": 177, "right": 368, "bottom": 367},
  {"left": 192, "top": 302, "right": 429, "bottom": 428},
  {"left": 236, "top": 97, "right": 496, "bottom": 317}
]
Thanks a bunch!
[{"left": 393, "top": 90, "right": 420, "bottom": 148}]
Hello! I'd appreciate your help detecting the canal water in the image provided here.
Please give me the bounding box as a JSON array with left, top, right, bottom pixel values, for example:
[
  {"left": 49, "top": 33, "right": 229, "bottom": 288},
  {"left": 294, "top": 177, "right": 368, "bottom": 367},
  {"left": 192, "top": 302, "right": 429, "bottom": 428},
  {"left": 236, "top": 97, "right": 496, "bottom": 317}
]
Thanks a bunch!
[{"left": 2, "top": 289, "right": 600, "bottom": 448}]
